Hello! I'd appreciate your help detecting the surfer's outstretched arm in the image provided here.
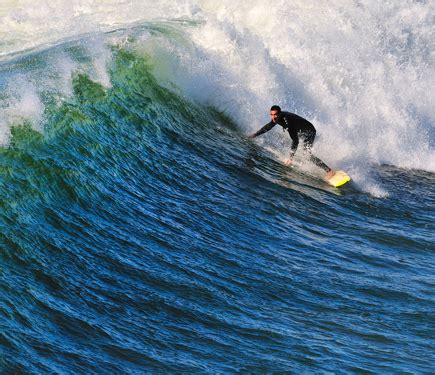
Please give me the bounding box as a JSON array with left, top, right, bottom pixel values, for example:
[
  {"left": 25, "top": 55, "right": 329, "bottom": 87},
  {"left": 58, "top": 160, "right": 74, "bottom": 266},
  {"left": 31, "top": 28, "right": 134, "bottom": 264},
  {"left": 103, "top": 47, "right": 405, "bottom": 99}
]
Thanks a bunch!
[{"left": 249, "top": 121, "right": 276, "bottom": 138}]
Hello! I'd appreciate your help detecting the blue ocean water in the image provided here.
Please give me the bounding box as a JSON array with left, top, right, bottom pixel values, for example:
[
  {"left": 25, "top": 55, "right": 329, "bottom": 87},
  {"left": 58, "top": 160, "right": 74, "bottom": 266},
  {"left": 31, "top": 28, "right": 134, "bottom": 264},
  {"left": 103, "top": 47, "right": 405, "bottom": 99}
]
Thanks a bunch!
[{"left": 0, "top": 6, "right": 434, "bottom": 374}]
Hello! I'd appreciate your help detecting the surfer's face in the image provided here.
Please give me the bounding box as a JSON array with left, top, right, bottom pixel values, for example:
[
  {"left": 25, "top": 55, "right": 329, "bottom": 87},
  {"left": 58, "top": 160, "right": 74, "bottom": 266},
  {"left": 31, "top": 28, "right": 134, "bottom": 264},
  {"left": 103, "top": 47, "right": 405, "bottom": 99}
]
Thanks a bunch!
[{"left": 270, "top": 110, "right": 280, "bottom": 123}]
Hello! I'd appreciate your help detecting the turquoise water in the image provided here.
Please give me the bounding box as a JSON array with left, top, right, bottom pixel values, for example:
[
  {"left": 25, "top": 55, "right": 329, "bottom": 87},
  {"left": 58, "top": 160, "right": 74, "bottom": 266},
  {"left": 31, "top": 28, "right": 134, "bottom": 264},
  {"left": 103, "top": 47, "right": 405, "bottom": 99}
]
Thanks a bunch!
[{"left": 0, "top": 19, "right": 434, "bottom": 373}]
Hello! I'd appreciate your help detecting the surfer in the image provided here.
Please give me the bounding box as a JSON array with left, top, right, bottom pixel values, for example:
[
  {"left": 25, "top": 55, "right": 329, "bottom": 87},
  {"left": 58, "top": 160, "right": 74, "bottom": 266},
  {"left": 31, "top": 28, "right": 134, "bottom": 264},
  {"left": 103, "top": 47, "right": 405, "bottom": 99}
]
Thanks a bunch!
[{"left": 249, "top": 105, "right": 335, "bottom": 178}]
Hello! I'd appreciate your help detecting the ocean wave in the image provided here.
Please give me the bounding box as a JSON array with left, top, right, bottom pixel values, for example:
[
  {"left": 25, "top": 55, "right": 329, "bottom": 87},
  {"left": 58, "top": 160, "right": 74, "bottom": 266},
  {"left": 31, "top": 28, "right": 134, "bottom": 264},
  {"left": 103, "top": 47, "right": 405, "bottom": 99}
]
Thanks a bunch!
[{"left": 0, "top": 2, "right": 433, "bottom": 177}]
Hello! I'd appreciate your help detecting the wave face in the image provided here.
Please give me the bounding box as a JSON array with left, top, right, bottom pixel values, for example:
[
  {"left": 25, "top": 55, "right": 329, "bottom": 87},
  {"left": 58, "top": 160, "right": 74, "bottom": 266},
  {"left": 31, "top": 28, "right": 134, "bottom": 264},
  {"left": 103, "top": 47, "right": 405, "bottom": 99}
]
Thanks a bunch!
[{"left": 0, "top": 2, "right": 434, "bottom": 373}]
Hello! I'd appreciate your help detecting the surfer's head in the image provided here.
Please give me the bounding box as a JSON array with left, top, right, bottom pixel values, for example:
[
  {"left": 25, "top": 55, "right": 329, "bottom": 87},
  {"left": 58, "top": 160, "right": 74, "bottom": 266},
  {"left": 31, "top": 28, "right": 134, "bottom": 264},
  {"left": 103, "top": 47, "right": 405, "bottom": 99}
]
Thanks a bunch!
[{"left": 270, "top": 105, "right": 281, "bottom": 123}]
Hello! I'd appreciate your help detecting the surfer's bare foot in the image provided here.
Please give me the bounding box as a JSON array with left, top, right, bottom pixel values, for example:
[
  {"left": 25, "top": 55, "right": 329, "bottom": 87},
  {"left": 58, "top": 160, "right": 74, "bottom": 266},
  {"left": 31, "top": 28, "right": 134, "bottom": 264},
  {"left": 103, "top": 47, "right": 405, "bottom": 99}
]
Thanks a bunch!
[{"left": 326, "top": 170, "right": 335, "bottom": 179}]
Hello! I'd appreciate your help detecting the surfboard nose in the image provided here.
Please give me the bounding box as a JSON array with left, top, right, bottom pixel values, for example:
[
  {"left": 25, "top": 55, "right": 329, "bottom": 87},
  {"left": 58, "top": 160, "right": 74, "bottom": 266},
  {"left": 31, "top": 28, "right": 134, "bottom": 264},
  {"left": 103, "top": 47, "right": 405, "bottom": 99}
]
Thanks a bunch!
[{"left": 326, "top": 170, "right": 351, "bottom": 187}]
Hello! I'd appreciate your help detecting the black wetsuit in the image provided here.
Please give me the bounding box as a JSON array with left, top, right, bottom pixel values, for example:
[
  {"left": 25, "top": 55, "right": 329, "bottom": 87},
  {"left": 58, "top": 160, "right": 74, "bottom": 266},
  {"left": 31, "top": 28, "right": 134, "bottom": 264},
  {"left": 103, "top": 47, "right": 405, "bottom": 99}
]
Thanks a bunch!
[{"left": 252, "top": 111, "right": 331, "bottom": 172}]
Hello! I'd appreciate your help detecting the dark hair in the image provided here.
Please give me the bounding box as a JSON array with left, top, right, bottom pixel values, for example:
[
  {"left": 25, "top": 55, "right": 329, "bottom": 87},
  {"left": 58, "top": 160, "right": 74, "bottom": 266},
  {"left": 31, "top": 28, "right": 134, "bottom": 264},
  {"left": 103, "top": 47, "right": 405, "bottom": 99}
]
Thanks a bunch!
[{"left": 270, "top": 105, "right": 281, "bottom": 113}]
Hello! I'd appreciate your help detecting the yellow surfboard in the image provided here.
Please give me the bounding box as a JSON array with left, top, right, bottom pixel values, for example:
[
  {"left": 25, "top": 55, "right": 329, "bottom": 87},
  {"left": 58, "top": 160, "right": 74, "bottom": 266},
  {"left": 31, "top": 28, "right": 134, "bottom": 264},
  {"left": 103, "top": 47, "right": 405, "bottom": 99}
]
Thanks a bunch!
[{"left": 325, "top": 170, "right": 351, "bottom": 188}]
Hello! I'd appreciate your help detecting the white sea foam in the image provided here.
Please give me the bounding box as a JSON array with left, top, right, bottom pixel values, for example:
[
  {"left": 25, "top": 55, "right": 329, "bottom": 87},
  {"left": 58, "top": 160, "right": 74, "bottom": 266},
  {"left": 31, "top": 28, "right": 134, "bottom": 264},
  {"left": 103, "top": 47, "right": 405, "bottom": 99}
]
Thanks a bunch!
[
  {"left": 0, "top": 34, "right": 113, "bottom": 144},
  {"left": 201, "top": 2, "right": 434, "bottom": 174},
  {"left": 0, "top": 76, "right": 43, "bottom": 145},
  {"left": 0, "top": 1, "right": 433, "bottom": 191}
]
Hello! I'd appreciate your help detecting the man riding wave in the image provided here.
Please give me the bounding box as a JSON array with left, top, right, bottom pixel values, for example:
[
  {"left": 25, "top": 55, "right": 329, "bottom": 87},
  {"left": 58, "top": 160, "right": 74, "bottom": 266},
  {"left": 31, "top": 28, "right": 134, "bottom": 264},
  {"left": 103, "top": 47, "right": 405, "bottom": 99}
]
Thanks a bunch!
[{"left": 249, "top": 105, "right": 335, "bottom": 178}]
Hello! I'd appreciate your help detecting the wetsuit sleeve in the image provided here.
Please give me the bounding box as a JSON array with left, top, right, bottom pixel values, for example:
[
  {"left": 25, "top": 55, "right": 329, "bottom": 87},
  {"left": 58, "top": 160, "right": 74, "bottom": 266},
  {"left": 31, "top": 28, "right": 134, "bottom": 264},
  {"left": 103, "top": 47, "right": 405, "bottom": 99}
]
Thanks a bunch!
[{"left": 251, "top": 121, "right": 276, "bottom": 138}]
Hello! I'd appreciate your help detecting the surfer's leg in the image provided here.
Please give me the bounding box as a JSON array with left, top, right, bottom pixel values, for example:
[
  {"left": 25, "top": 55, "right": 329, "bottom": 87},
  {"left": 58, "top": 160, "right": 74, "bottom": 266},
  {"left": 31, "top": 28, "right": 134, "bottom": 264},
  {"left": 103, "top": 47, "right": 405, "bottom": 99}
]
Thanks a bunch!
[
  {"left": 309, "top": 154, "right": 332, "bottom": 172},
  {"left": 302, "top": 133, "right": 332, "bottom": 172}
]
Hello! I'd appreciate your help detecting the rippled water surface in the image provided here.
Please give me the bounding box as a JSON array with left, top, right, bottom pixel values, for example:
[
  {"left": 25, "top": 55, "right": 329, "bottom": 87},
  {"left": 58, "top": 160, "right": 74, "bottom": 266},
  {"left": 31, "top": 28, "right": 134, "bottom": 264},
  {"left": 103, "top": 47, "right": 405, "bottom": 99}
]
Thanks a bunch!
[{"left": 1, "top": 6, "right": 434, "bottom": 373}]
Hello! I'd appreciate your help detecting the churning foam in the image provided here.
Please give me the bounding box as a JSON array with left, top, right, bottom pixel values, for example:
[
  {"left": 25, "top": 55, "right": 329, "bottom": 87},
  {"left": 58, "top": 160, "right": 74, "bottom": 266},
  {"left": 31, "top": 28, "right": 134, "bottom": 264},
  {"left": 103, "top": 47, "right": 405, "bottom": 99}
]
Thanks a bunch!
[
  {"left": 0, "top": 1, "right": 433, "bottom": 185},
  {"left": 183, "top": 1, "right": 434, "bottom": 175}
]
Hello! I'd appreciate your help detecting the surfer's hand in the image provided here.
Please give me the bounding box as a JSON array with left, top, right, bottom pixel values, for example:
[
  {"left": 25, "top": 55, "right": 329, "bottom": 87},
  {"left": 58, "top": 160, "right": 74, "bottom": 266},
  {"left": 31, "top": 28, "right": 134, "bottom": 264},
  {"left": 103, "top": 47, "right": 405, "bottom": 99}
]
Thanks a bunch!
[
  {"left": 248, "top": 134, "right": 256, "bottom": 139},
  {"left": 285, "top": 159, "right": 293, "bottom": 166}
]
